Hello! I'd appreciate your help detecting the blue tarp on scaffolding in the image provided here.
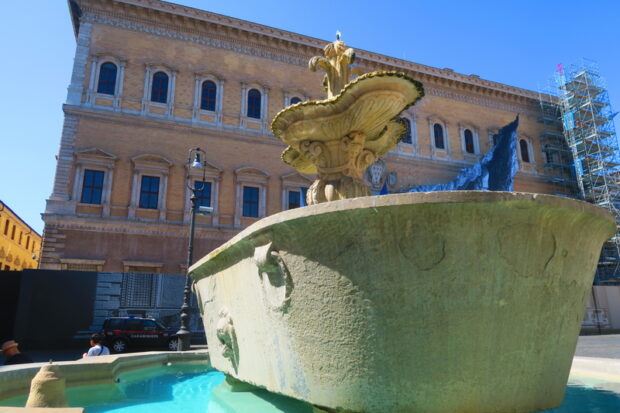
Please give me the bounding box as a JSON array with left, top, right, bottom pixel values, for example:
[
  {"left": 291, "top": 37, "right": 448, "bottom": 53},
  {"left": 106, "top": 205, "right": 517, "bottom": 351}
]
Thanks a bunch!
[{"left": 410, "top": 116, "right": 519, "bottom": 192}]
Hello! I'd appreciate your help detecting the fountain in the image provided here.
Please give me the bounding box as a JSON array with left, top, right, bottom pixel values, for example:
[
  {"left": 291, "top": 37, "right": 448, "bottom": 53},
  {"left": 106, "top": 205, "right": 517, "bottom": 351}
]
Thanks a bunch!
[
  {"left": 1, "top": 37, "right": 618, "bottom": 413},
  {"left": 189, "top": 36, "right": 617, "bottom": 413}
]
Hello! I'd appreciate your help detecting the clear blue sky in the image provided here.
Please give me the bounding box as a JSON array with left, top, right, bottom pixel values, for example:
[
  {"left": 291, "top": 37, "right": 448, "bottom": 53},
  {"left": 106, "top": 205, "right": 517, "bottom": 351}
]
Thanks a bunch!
[{"left": 1, "top": 0, "right": 619, "bottom": 234}]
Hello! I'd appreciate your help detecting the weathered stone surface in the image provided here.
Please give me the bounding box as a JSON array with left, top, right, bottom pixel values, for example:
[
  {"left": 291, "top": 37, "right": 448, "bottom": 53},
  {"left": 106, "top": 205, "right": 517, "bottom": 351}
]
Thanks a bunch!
[
  {"left": 25, "top": 364, "right": 68, "bottom": 408},
  {"left": 191, "top": 191, "right": 616, "bottom": 413}
]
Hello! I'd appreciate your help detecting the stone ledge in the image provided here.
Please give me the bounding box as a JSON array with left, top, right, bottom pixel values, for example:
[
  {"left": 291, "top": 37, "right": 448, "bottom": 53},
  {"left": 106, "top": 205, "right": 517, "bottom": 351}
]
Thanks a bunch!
[{"left": 0, "top": 350, "right": 210, "bottom": 402}]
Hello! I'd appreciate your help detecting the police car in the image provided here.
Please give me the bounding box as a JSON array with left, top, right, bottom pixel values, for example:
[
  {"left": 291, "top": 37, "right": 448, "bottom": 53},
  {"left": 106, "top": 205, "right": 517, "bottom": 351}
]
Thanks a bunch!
[{"left": 101, "top": 316, "right": 178, "bottom": 353}]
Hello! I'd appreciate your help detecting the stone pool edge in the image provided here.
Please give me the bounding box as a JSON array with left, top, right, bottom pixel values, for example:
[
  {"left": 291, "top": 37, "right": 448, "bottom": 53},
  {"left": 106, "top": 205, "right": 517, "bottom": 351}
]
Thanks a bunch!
[
  {"left": 0, "top": 350, "right": 210, "bottom": 405},
  {"left": 1, "top": 353, "right": 619, "bottom": 413}
]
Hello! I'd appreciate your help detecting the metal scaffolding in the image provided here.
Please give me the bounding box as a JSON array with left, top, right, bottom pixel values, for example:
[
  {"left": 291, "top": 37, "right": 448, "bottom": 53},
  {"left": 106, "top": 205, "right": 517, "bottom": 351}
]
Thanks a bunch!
[
  {"left": 555, "top": 60, "right": 620, "bottom": 283},
  {"left": 536, "top": 94, "right": 577, "bottom": 198}
]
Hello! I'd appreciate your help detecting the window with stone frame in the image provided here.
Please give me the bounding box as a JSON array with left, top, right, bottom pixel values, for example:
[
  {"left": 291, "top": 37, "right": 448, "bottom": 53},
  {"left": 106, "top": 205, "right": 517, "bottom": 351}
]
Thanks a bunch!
[
  {"left": 184, "top": 160, "right": 222, "bottom": 224},
  {"left": 200, "top": 81, "right": 217, "bottom": 111},
  {"left": 433, "top": 123, "right": 445, "bottom": 149},
  {"left": 287, "top": 187, "right": 308, "bottom": 209},
  {"left": 97, "top": 62, "right": 117, "bottom": 95},
  {"left": 281, "top": 172, "right": 313, "bottom": 211},
  {"left": 194, "top": 181, "right": 212, "bottom": 207},
  {"left": 86, "top": 54, "right": 125, "bottom": 109},
  {"left": 234, "top": 167, "right": 269, "bottom": 226},
  {"left": 129, "top": 154, "right": 173, "bottom": 220},
  {"left": 81, "top": 170, "right": 105, "bottom": 204},
  {"left": 520, "top": 139, "right": 531, "bottom": 163},
  {"left": 240, "top": 82, "right": 270, "bottom": 129},
  {"left": 401, "top": 118, "right": 413, "bottom": 144},
  {"left": 142, "top": 64, "right": 176, "bottom": 117},
  {"left": 247, "top": 89, "right": 262, "bottom": 119},
  {"left": 151, "top": 72, "right": 169, "bottom": 103},
  {"left": 464, "top": 129, "right": 475, "bottom": 154},
  {"left": 139, "top": 176, "right": 160, "bottom": 209},
  {"left": 72, "top": 148, "right": 117, "bottom": 216},
  {"left": 242, "top": 186, "right": 260, "bottom": 217}
]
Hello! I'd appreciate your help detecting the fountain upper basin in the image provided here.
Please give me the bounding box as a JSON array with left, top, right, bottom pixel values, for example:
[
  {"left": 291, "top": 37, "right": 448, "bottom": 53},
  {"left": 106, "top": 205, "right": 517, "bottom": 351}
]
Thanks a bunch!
[{"left": 190, "top": 191, "right": 616, "bottom": 413}]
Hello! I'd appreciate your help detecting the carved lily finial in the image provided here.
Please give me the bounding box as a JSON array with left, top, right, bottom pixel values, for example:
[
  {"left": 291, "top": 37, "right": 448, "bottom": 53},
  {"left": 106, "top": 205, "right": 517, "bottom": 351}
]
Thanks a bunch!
[{"left": 308, "top": 34, "right": 356, "bottom": 98}]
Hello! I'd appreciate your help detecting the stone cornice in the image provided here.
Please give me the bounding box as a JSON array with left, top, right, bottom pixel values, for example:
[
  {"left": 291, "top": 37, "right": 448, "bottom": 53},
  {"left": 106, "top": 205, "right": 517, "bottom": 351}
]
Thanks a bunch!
[
  {"left": 62, "top": 104, "right": 288, "bottom": 149},
  {"left": 71, "top": 0, "right": 552, "bottom": 106},
  {"left": 42, "top": 212, "right": 238, "bottom": 238}
]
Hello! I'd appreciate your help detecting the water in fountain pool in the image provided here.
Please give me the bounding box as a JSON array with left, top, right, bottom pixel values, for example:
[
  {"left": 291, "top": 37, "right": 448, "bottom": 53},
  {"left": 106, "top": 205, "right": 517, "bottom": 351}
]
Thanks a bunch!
[
  {"left": 80, "top": 368, "right": 620, "bottom": 413},
  {"left": 3, "top": 365, "right": 620, "bottom": 412}
]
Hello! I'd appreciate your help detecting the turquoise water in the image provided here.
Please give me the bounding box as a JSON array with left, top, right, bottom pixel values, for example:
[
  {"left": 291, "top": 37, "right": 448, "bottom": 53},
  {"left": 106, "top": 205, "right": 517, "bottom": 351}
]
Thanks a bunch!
[
  {"left": 86, "top": 370, "right": 226, "bottom": 413},
  {"left": 81, "top": 369, "right": 620, "bottom": 413},
  {"left": 3, "top": 365, "right": 620, "bottom": 412}
]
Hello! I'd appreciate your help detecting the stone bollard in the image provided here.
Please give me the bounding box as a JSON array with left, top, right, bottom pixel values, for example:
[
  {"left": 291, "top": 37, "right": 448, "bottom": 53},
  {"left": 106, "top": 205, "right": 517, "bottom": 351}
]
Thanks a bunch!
[{"left": 25, "top": 362, "right": 68, "bottom": 407}]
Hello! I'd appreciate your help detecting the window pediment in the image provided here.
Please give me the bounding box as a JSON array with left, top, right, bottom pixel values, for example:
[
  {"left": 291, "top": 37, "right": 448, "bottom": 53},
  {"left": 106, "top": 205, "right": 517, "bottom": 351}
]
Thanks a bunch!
[
  {"left": 93, "top": 53, "right": 126, "bottom": 64},
  {"left": 195, "top": 70, "right": 225, "bottom": 81},
  {"left": 75, "top": 147, "right": 118, "bottom": 161},
  {"left": 281, "top": 172, "right": 313, "bottom": 184},
  {"left": 283, "top": 87, "right": 309, "bottom": 97},
  {"left": 241, "top": 79, "right": 270, "bottom": 90},
  {"left": 131, "top": 154, "right": 173, "bottom": 168},
  {"left": 145, "top": 62, "right": 177, "bottom": 73},
  {"left": 427, "top": 114, "right": 449, "bottom": 125},
  {"left": 235, "top": 166, "right": 269, "bottom": 178},
  {"left": 459, "top": 121, "right": 479, "bottom": 131}
]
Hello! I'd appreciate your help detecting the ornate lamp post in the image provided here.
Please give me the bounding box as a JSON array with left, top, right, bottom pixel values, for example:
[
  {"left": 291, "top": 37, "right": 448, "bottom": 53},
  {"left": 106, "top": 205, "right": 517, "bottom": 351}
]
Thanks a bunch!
[{"left": 177, "top": 147, "right": 207, "bottom": 351}]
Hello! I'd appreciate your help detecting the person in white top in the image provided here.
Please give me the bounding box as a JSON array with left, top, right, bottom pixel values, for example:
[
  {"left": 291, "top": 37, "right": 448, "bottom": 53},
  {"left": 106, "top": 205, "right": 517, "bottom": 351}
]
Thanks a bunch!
[{"left": 82, "top": 333, "right": 110, "bottom": 358}]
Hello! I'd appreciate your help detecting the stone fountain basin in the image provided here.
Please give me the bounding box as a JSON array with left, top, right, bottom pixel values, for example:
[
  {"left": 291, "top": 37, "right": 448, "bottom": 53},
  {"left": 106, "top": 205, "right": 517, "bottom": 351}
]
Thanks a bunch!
[{"left": 190, "top": 191, "right": 616, "bottom": 413}]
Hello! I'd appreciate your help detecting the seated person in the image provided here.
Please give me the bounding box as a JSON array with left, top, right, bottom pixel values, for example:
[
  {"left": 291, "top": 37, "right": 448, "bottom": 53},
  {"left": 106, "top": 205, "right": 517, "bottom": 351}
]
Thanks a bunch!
[
  {"left": 82, "top": 333, "right": 110, "bottom": 357},
  {"left": 2, "top": 340, "right": 33, "bottom": 365}
]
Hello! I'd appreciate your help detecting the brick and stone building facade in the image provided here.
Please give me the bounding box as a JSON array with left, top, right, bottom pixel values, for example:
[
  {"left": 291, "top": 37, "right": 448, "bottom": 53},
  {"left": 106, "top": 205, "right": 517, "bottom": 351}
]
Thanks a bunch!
[
  {"left": 1, "top": 200, "right": 41, "bottom": 271},
  {"left": 41, "top": 0, "right": 568, "bottom": 273}
]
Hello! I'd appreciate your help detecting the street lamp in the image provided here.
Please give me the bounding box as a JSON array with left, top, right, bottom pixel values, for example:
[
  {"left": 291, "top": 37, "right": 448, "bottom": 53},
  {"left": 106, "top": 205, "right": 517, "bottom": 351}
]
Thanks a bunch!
[{"left": 177, "top": 147, "right": 207, "bottom": 351}]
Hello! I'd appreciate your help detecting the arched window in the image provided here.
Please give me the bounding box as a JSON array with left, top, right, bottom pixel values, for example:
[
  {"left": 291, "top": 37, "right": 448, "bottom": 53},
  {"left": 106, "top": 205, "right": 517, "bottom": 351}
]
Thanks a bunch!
[
  {"left": 464, "top": 129, "right": 475, "bottom": 154},
  {"left": 520, "top": 139, "right": 530, "bottom": 163},
  {"left": 151, "top": 72, "right": 169, "bottom": 103},
  {"left": 97, "top": 62, "right": 117, "bottom": 95},
  {"left": 200, "top": 80, "right": 217, "bottom": 111},
  {"left": 290, "top": 97, "right": 302, "bottom": 105},
  {"left": 247, "top": 89, "right": 262, "bottom": 119},
  {"left": 401, "top": 118, "right": 412, "bottom": 144},
  {"left": 433, "top": 123, "right": 445, "bottom": 149}
]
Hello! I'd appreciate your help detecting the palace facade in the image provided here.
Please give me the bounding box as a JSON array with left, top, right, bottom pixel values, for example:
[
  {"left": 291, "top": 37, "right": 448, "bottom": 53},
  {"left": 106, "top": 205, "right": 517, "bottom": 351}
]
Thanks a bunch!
[
  {"left": 1, "top": 201, "right": 41, "bottom": 271},
  {"left": 41, "top": 0, "right": 568, "bottom": 273}
]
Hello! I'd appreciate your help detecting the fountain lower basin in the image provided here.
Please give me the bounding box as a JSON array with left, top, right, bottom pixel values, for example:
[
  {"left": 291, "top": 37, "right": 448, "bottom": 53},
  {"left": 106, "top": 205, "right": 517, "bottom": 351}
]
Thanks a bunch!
[{"left": 190, "top": 191, "right": 616, "bottom": 413}]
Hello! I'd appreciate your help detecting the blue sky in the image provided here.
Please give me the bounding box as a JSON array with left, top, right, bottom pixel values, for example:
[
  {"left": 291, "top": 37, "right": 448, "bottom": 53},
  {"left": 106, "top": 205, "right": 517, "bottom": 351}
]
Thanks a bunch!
[{"left": 1, "top": 0, "right": 619, "bottom": 234}]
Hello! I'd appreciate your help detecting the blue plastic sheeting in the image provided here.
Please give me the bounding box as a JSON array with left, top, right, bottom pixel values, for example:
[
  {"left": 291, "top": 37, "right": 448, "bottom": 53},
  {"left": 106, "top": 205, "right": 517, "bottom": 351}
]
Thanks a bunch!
[{"left": 410, "top": 116, "right": 519, "bottom": 192}]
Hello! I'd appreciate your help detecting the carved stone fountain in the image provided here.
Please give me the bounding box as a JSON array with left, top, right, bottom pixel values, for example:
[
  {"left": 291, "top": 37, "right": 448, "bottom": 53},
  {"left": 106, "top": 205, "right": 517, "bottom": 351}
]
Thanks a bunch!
[{"left": 190, "top": 37, "right": 616, "bottom": 413}]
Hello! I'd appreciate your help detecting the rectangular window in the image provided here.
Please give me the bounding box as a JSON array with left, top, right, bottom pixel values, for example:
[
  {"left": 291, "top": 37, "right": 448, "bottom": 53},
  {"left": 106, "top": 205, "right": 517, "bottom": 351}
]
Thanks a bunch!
[
  {"left": 3, "top": 220, "right": 8, "bottom": 235},
  {"left": 288, "top": 187, "right": 308, "bottom": 209},
  {"left": 121, "top": 273, "right": 156, "bottom": 307},
  {"left": 195, "top": 181, "right": 212, "bottom": 207},
  {"left": 81, "top": 170, "right": 104, "bottom": 204},
  {"left": 242, "top": 186, "right": 259, "bottom": 217},
  {"left": 139, "top": 176, "right": 160, "bottom": 209},
  {"left": 11, "top": 225, "right": 15, "bottom": 240}
]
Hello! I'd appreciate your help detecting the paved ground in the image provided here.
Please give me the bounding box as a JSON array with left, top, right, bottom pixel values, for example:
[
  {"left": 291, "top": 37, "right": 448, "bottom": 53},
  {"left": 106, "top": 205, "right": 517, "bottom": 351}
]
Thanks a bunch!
[
  {"left": 2, "top": 336, "right": 620, "bottom": 364},
  {"left": 575, "top": 334, "right": 620, "bottom": 359}
]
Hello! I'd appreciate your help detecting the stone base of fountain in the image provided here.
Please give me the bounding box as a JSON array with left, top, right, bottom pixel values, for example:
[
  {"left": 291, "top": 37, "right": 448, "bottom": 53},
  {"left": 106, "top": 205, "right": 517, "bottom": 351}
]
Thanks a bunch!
[{"left": 191, "top": 191, "right": 615, "bottom": 413}]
